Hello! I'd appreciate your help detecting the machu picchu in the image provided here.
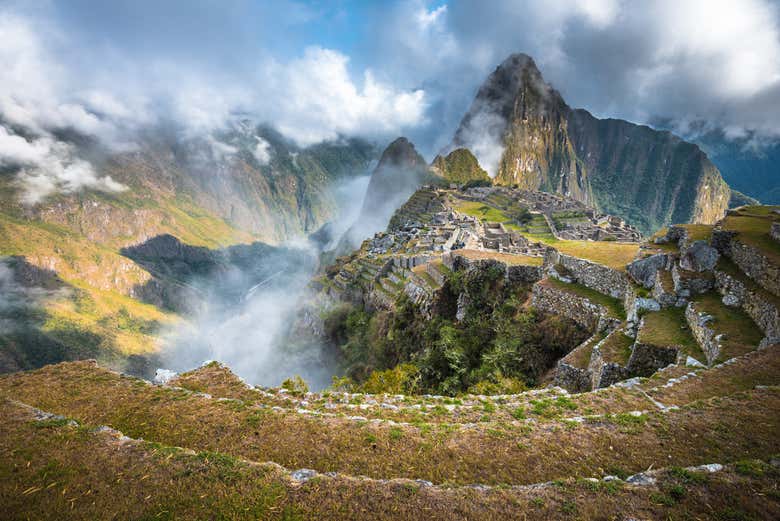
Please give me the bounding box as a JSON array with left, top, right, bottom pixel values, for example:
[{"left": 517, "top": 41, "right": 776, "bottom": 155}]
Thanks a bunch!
[{"left": 2, "top": 5, "right": 780, "bottom": 518}]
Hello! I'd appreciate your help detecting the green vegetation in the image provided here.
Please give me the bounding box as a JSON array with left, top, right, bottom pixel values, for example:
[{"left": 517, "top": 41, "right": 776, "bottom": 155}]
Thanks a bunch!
[
  {"left": 692, "top": 293, "right": 764, "bottom": 361},
  {"left": 638, "top": 308, "right": 703, "bottom": 360},
  {"left": 324, "top": 268, "right": 588, "bottom": 395},
  {"left": 722, "top": 206, "right": 780, "bottom": 264},
  {"left": 432, "top": 148, "right": 491, "bottom": 184}
]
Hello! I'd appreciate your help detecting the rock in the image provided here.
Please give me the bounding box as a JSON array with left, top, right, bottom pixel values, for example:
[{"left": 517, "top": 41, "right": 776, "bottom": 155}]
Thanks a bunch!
[
  {"left": 721, "top": 293, "right": 740, "bottom": 307},
  {"left": 291, "top": 469, "right": 318, "bottom": 482},
  {"left": 686, "top": 356, "right": 706, "bottom": 368},
  {"left": 679, "top": 241, "right": 719, "bottom": 272},
  {"left": 627, "top": 254, "right": 667, "bottom": 288},
  {"left": 635, "top": 297, "right": 661, "bottom": 312},
  {"left": 626, "top": 473, "right": 656, "bottom": 486},
  {"left": 153, "top": 368, "right": 177, "bottom": 385},
  {"left": 689, "top": 463, "right": 723, "bottom": 473}
]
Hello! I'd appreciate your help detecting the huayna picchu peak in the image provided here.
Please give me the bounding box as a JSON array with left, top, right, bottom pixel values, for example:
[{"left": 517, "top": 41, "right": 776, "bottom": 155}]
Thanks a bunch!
[
  {"left": 450, "top": 53, "right": 732, "bottom": 234},
  {"left": 2, "top": 4, "right": 779, "bottom": 519}
]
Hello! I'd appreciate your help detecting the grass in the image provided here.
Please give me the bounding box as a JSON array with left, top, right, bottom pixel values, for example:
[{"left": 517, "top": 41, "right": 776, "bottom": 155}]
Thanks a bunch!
[
  {"left": 546, "top": 239, "right": 639, "bottom": 271},
  {"left": 453, "top": 249, "right": 543, "bottom": 266},
  {"left": 563, "top": 333, "right": 604, "bottom": 369},
  {"left": 598, "top": 331, "right": 634, "bottom": 365},
  {"left": 722, "top": 206, "right": 780, "bottom": 265},
  {"left": 452, "top": 200, "right": 511, "bottom": 223},
  {"left": 4, "top": 361, "right": 779, "bottom": 489},
  {"left": 544, "top": 278, "right": 626, "bottom": 319},
  {"left": 3, "top": 399, "right": 779, "bottom": 520},
  {"left": 678, "top": 224, "right": 714, "bottom": 243},
  {"left": 638, "top": 308, "right": 703, "bottom": 361},
  {"left": 692, "top": 293, "right": 765, "bottom": 361}
]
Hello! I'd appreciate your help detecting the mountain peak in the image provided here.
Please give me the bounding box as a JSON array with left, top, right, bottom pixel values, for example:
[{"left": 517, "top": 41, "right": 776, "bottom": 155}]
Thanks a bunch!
[{"left": 377, "top": 137, "right": 427, "bottom": 170}]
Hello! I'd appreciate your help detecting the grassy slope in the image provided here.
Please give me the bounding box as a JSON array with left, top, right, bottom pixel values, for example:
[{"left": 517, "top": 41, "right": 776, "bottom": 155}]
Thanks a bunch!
[
  {"left": 3, "top": 399, "right": 778, "bottom": 521},
  {"left": 2, "top": 361, "right": 778, "bottom": 487}
]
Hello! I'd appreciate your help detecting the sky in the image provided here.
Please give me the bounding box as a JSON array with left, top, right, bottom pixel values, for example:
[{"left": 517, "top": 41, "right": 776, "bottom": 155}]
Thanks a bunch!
[{"left": 1, "top": 0, "right": 780, "bottom": 190}]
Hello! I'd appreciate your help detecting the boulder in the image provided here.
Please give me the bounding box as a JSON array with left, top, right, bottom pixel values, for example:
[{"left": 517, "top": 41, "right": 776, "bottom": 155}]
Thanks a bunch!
[
  {"left": 627, "top": 254, "right": 668, "bottom": 288},
  {"left": 679, "top": 241, "right": 719, "bottom": 272}
]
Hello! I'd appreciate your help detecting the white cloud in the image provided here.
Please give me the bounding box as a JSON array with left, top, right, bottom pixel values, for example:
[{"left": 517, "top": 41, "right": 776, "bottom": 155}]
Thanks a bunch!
[
  {"left": 253, "top": 137, "right": 272, "bottom": 165},
  {"left": 0, "top": 126, "right": 126, "bottom": 204},
  {"left": 260, "top": 47, "right": 427, "bottom": 146}
]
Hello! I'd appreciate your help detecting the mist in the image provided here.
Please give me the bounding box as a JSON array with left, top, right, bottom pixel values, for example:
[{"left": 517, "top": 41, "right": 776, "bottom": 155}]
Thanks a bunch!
[{"left": 157, "top": 174, "right": 375, "bottom": 391}]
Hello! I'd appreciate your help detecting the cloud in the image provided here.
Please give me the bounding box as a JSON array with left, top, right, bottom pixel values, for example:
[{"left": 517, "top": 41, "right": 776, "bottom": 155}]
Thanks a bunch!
[
  {"left": 253, "top": 137, "right": 272, "bottom": 165},
  {"left": 0, "top": 6, "right": 428, "bottom": 204},
  {"left": 0, "top": 126, "right": 126, "bottom": 204},
  {"left": 260, "top": 47, "right": 427, "bottom": 146}
]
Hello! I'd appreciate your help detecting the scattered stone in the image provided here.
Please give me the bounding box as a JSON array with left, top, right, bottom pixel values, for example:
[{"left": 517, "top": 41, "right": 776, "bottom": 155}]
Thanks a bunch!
[
  {"left": 722, "top": 293, "right": 740, "bottom": 307},
  {"left": 291, "top": 469, "right": 317, "bottom": 482},
  {"left": 685, "top": 356, "right": 706, "bottom": 368},
  {"left": 153, "top": 368, "right": 177, "bottom": 385},
  {"left": 689, "top": 463, "right": 723, "bottom": 473},
  {"left": 626, "top": 473, "right": 656, "bottom": 486}
]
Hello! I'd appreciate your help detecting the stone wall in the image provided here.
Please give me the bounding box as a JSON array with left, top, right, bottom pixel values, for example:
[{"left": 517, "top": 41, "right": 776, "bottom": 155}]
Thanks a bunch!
[
  {"left": 627, "top": 342, "right": 681, "bottom": 375},
  {"left": 684, "top": 302, "right": 721, "bottom": 365},
  {"left": 443, "top": 252, "right": 543, "bottom": 284},
  {"left": 554, "top": 362, "right": 591, "bottom": 393},
  {"left": 532, "top": 282, "right": 612, "bottom": 333},
  {"left": 713, "top": 230, "right": 780, "bottom": 297},
  {"left": 544, "top": 250, "right": 630, "bottom": 299},
  {"left": 714, "top": 268, "right": 780, "bottom": 345}
]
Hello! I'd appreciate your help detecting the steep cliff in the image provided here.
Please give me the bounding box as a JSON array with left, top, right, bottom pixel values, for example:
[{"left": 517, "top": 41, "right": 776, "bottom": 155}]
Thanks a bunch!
[{"left": 450, "top": 53, "right": 731, "bottom": 233}]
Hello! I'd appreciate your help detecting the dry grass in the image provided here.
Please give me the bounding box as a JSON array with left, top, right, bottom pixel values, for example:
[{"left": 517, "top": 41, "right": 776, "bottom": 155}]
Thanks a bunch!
[
  {"left": 3, "top": 399, "right": 779, "bottom": 521},
  {"left": 649, "top": 344, "right": 780, "bottom": 406},
  {"left": 1, "top": 361, "right": 779, "bottom": 488},
  {"left": 454, "top": 249, "right": 544, "bottom": 266},
  {"left": 548, "top": 240, "right": 640, "bottom": 271}
]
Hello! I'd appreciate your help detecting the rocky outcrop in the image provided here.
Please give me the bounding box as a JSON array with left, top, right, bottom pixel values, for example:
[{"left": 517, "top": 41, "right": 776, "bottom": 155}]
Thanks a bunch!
[
  {"left": 679, "top": 241, "right": 719, "bottom": 272},
  {"left": 772, "top": 222, "right": 780, "bottom": 243},
  {"left": 627, "top": 253, "right": 671, "bottom": 289},
  {"left": 449, "top": 53, "right": 731, "bottom": 233}
]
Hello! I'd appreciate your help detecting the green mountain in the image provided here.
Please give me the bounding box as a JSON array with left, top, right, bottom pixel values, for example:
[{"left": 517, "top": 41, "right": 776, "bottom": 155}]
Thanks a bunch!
[
  {"left": 431, "top": 148, "right": 490, "bottom": 185},
  {"left": 451, "top": 54, "right": 731, "bottom": 233}
]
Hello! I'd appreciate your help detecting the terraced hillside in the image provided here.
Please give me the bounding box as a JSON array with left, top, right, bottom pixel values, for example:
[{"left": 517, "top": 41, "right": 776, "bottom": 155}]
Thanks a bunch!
[{"left": 4, "top": 184, "right": 779, "bottom": 518}]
